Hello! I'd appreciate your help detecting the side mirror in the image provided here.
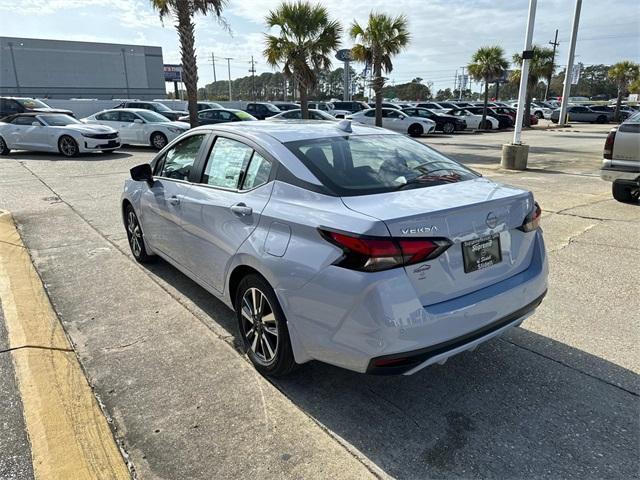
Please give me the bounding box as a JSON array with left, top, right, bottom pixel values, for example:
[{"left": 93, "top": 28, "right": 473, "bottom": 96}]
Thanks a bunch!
[
  {"left": 133, "top": 119, "right": 144, "bottom": 124},
  {"left": 32, "top": 121, "right": 41, "bottom": 126},
  {"left": 130, "top": 163, "right": 153, "bottom": 184}
]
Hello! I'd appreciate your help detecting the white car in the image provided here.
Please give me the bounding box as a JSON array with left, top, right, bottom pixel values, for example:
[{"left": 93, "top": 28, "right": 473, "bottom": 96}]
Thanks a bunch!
[
  {"left": 308, "top": 102, "right": 351, "bottom": 119},
  {"left": 83, "top": 108, "right": 189, "bottom": 149},
  {"left": 0, "top": 113, "right": 120, "bottom": 157},
  {"left": 447, "top": 108, "right": 500, "bottom": 130},
  {"left": 267, "top": 109, "right": 338, "bottom": 121},
  {"left": 510, "top": 102, "right": 553, "bottom": 120},
  {"left": 601, "top": 111, "right": 640, "bottom": 203},
  {"left": 348, "top": 108, "right": 436, "bottom": 136}
]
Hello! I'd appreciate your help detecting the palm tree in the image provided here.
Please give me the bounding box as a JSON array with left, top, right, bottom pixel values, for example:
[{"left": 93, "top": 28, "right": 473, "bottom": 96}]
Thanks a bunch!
[
  {"left": 511, "top": 46, "right": 554, "bottom": 127},
  {"left": 608, "top": 61, "right": 640, "bottom": 122},
  {"left": 350, "top": 13, "right": 410, "bottom": 127},
  {"left": 467, "top": 46, "right": 509, "bottom": 129},
  {"left": 264, "top": 1, "right": 342, "bottom": 119},
  {"left": 151, "top": 0, "right": 227, "bottom": 128}
]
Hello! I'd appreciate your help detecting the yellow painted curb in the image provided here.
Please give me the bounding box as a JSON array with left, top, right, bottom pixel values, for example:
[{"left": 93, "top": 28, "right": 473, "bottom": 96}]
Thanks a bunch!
[{"left": 0, "top": 211, "right": 130, "bottom": 480}]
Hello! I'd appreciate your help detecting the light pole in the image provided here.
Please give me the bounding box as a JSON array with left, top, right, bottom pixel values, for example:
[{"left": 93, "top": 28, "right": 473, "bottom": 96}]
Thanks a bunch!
[
  {"left": 224, "top": 57, "right": 233, "bottom": 101},
  {"left": 558, "top": 0, "right": 582, "bottom": 126},
  {"left": 501, "top": 0, "right": 537, "bottom": 170},
  {"left": 544, "top": 30, "right": 559, "bottom": 101}
]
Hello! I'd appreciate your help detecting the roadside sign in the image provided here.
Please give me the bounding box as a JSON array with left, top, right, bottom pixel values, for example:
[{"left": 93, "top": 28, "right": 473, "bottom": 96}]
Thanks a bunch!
[
  {"left": 163, "top": 64, "right": 183, "bottom": 82},
  {"left": 571, "top": 62, "right": 583, "bottom": 85},
  {"left": 335, "top": 49, "right": 352, "bottom": 62}
]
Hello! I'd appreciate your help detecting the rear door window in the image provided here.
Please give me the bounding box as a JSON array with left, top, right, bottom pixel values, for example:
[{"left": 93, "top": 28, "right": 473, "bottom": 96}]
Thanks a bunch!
[{"left": 202, "top": 137, "right": 253, "bottom": 189}]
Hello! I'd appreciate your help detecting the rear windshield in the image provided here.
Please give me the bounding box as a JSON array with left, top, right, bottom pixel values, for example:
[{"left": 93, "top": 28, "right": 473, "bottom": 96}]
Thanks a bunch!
[{"left": 285, "top": 134, "right": 478, "bottom": 196}]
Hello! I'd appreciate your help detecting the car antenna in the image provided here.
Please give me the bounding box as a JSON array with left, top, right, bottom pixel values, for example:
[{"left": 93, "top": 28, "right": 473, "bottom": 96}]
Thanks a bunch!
[{"left": 336, "top": 119, "right": 352, "bottom": 133}]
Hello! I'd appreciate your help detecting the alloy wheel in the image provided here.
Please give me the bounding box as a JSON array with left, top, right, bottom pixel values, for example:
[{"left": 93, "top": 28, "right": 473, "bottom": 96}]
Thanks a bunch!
[
  {"left": 59, "top": 136, "right": 78, "bottom": 156},
  {"left": 152, "top": 133, "right": 167, "bottom": 149},
  {"left": 126, "top": 210, "right": 143, "bottom": 258},
  {"left": 241, "top": 287, "right": 279, "bottom": 365}
]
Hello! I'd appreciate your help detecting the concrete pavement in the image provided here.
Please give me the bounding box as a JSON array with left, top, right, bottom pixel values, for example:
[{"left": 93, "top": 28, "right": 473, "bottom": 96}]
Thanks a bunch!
[{"left": 0, "top": 123, "right": 638, "bottom": 479}]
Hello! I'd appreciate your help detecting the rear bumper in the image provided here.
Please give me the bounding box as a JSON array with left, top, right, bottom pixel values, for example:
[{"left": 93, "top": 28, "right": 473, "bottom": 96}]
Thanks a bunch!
[
  {"left": 281, "top": 230, "right": 548, "bottom": 373},
  {"left": 600, "top": 161, "right": 640, "bottom": 183}
]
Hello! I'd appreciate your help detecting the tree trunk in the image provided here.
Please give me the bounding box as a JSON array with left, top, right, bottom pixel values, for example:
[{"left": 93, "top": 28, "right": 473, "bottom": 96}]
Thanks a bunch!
[
  {"left": 524, "top": 91, "right": 532, "bottom": 128},
  {"left": 481, "top": 80, "right": 489, "bottom": 129},
  {"left": 299, "top": 84, "right": 309, "bottom": 119},
  {"left": 176, "top": 4, "right": 199, "bottom": 128},
  {"left": 614, "top": 84, "right": 623, "bottom": 123},
  {"left": 373, "top": 53, "right": 383, "bottom": 128}
]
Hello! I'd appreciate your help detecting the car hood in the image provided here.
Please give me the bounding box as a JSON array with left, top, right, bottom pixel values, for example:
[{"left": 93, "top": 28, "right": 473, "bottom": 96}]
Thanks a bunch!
[
  {"left": 62, "top": 124, "right": 118, "bottom": 134},
  {"left": 163, "top": 121, "right": 190, "bottom": 129}
]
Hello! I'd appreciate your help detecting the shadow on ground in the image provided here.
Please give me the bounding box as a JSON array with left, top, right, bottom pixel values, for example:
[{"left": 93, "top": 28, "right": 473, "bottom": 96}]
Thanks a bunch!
[
  {"left": 2, "top": 151, "right": 133, "bottom": 161},
  {"left": 141, "top": 258, "right": 639, "bottom": 480}
]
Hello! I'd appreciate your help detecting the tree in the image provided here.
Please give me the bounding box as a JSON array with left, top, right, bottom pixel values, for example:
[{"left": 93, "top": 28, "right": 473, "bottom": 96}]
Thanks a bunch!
[
  {"left": 511, "top": 45, "right": 554, "bottom": 126},
  {"left": 151, "top": 0, "right": 227, "bottom": 128},
  {"left": 467, "top": 46, "right": 508, "bottom": 129},
  {"left": 350, "top": 13, "right": 410, "bottom": 127},
  {"left": 608, "top": 61, "right": 640, "bottom": 122},
  {"left": 264, "top": 1, "right": 342, "bottom": 119}
]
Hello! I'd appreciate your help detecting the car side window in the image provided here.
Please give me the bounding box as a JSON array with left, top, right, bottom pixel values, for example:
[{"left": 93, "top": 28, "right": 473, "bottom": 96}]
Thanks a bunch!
[
  {"left": 242, "top": 153, "right": 272, "bottom": 190},
  {"left": 218, "top": 111, "right": 233, "bottom": 121},
  {"left": 160, "top": 134, "right": 206, "bottom": 181},
  {"left": 364, "top": 110, "right": 375, "bottom": 117},
  {"left": 11, "top": 116, "right": 37, "bottom": 125},
  {"left": 1, "top": 99, "right": 21, "bottom": 114},
  {"left": 119, "top": 111, "right": 138, "bottom": 122},
  {"left": 387, "top": 110, "right": 402, "bottom": 119},
  {"left": 97, "top": 111, "right": 120, "bottom": 121},
  {"left": 203, "top": 137, "right": 253, "bottom": 189}
]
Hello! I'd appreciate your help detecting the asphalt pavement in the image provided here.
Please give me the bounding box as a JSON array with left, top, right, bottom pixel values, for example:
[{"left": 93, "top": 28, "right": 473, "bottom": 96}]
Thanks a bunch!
[{"left": 0, "top": 122, "right": 637, "bottom": 479}]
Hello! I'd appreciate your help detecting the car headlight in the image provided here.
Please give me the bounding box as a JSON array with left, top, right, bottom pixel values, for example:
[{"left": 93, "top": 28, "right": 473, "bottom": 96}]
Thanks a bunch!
[
  {"left": 167, "top": 127, "right": 185, "bottom": 133},
  {"left": 82, "top": 132, "right": 101, "bottom": 138}
]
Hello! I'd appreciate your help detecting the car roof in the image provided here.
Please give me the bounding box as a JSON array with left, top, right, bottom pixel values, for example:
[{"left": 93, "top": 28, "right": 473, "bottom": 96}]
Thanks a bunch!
[{"left": 188, "top": 120, "right": 393, "bottom": 143}]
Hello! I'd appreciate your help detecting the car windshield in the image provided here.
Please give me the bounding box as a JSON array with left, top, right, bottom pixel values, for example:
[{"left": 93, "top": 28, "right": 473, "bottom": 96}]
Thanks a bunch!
[
  {"left": 286, "top": 134, "right": 477, "bottom": 196},
  {"left": 151, "top": 102, "right": 172, "bottom": 112},
  {"left": 265, "top": 103, "right": 281, "bottom": 113},
  {"left": 39, "top": 114, "right": 81, "bottom": 126},
  {"left": 16, "top": 98, "right": 51, "bottom": 109},
  {"left": 137, "top": 110, "right": 171, "bottom": 123}
]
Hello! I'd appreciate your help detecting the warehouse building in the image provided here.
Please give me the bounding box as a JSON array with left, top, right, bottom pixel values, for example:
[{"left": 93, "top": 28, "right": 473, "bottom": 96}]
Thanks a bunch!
[{"left": 0, "top": 37, "right": 165, "bottom": 99}]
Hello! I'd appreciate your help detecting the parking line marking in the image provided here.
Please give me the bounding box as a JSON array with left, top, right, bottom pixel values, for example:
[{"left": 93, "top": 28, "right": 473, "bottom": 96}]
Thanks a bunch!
[{"left": 0, "top": 211, "right": 130, "bottom": 480}]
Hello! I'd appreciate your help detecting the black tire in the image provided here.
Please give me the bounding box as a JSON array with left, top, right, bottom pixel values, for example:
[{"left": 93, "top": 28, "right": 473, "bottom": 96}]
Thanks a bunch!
[
  {"left": 479, "top": 120, "right": 492, "bottom": 130},
  {"left": 124, "top": 204, "right": 155, "bottom": 263},
  {"left": 0, "top": 136, "right": 10, "bottom": 155},
  {"left": 150, "top": 132, "right": 168, "bottom": 150},
  {"left": 612, "top": 181, "right": 639, "bottom": 203},
  {"left": 235, "top": 274, "right": 296, "bottom": 377},
  {"left": 596, "top": 115, "right": 607, "bottom": 124},
  {"left": 535, "top": 111, "right": 543, "bottom": 119},
  {"left": 408, "top": 123, "right": 424, "bottom": 137},
  {"left": 58, "top": 135, "right": 79, "bottom": 157},
  {"left": 442, "top": 122, "right": 455, "bottom": 134}
]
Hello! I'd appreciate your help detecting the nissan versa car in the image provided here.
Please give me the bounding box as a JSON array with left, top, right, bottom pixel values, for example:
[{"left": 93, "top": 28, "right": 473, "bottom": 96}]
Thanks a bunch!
[{"left": 122, "top": 120, "right": 548, "bottom": 376}]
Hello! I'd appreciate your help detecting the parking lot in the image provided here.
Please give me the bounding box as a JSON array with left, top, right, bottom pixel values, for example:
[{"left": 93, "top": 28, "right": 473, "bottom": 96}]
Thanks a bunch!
[{"left": 1, "top": 123, "right": 638, "bottom": 479}]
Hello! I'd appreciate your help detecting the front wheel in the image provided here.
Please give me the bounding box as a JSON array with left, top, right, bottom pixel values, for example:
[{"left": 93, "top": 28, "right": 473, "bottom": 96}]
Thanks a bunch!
[
  {"left": 408, "top": 123, "right": 424, "bottom": 137},
  {"left": 0, "top": 136, "right": 10, "bottom": 155},
  {"left": 58, "top": 135, "right": 79, "bottom": 157},
  {"left": 535, "top": 111, "right": 543, "bottom": 119},
  {"left": 236, "top": 274, "right": 296, "bottom": 377},
  {"left": 596, "top": 115, "right": 607, "bottom": 124},
  {"left": 442, "top": 122, "right": 455, "bottom": 134},
  {"left": 612, "top": 181, "right": 639, "bottom": 203},
  {"left": 479, "top": 120, "right": 492, "bottom": 130},
  {"left": 150, "top": 132, "right": 168, "bottom": 150}
]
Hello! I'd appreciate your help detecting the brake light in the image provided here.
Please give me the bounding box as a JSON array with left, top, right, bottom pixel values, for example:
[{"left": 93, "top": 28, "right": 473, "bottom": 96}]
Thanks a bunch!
[
  {"left": 518, "top": 201, "right": 542, "bottom": 232},
  {"left": 603, "top": 129, "right": 616, "bottom": 159},
  {"left": 319, "top": 229, "right": 452, "bottom": 272}
]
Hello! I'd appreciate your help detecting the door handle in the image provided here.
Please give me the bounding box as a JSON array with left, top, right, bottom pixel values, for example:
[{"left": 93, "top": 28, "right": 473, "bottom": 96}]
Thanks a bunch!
[
  {"left": 169, "top": 195, "right": 180, "bottom": 206},
  {"left": 230, "top": 203, "right": 253, "bottom": 216}
]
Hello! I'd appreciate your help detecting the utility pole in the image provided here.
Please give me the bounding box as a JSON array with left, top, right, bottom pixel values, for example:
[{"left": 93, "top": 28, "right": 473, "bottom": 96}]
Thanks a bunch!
[
  {"left": 454, "top": 68, "right": 458, "bottom": 95},
  {"left": 224, "top": 57, "right": 233, "bottom": 101},
  {"left": 544, "top": 29, "right": 559, "bottom": 101},
  {"left": 458, "top": 66, "right": 466, "bottom": 100},
  {"left": 559, "top": 0, "right": 582, "bottom": 126},
  {"left": 249, "top": 56, "right": 256, "bottom": 102},
  {"left": 210, "top": 52, "right": 217, "bottom": 82}
]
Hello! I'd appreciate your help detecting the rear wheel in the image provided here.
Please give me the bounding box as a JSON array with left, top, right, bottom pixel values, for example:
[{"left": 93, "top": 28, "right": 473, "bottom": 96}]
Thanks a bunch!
[
  {"left": 596, "top": 115, "right": 607, "bottom": 124},
  {"left": 0, "top": 136, "right": 10, "bottom": 155},
  {"left": 125, "top": 205, "right": 155, "bottom": 263},
  {"left": 58, "top": 135, "right": 79, "bottom": 157},
  {"left": 408, "top": 123, "right": 424, "bottom": 137},
  {"left": 612, "top": 181, "right": 639, "bottom": 203},
  {"left": 535, "top": 111, "right": 543, "bottom": 119},
  {"left": 236, "top": 274, "right": 296, "bottom": 377},
  {"left": 479, "top": 120, "right": 492, "bottom": 130},
  {"left": 150, "top": 132, "right": 168, "bottom": 150},
  {"left": 442, "top": 122, "right": 455, "bottom": 134}
]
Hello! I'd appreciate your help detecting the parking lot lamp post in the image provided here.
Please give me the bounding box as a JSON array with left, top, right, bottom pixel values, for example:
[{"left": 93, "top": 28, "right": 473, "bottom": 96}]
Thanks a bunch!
[
  {"left": 501, "top": 0, "right": 536, "bottom": 170},
  {"left": 558, "top": 0, "right": 582, "bottom": 127}
]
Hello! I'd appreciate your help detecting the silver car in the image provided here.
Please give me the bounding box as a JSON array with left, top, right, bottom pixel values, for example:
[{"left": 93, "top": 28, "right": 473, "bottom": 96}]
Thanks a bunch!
[{"left": 122, "top": 120, "right": 548, "bottom": 376}]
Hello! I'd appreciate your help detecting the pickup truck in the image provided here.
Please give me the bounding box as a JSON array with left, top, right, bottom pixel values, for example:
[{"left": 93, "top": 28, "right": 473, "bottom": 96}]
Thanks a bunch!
[{"left": 601, "top": 112, "right": 640, "bottom": 203}]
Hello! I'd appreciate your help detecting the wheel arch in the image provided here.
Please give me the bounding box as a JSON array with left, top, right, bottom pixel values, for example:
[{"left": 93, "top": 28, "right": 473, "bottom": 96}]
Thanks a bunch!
[{"left": 228, "top": 264, "right": 264, "bottom": 310}]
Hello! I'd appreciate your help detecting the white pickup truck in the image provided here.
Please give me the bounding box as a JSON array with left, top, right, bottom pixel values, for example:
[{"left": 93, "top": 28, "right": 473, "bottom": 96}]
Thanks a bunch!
[{"left": 601, "top": 112, "right": 640, "bottom": 203}]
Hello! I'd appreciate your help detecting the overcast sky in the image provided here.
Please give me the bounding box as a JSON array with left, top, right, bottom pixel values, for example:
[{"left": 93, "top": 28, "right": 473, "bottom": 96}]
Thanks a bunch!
[{"left": 0, "top": 0, "right": 638, "bottom": 92}]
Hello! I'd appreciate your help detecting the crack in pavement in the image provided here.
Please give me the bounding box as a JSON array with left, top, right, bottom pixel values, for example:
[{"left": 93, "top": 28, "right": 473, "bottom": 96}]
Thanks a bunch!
[
  {"left": 548, "top": 222, "right": 599, "bottom": 253},
  {"left": 0, "top": 345, "right": 74, "bottom": 354}
]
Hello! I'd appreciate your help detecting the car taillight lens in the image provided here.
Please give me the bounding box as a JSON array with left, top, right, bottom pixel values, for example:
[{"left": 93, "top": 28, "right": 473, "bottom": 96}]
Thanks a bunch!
[
  {"left": 518, "top": 201, "right": 542, "bottom": 232},
  {"left": 603, "top": 129, "right": 616, "bottom": 159},
  {"left": 319, "top": 229, "right": 452, "bottom": 272}
]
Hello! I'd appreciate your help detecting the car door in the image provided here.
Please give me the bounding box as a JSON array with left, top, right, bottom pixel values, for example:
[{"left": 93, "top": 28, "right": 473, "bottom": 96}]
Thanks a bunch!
[
  {"left": 7, "top": 115, "right": 47, "bottom": 149},
  {"left": 179, "top": 135, "right": 275, "bottom": 292},
  {"left": 139, "top": 132, "right": 209, "bottom": 265},
  {"left": 93, "top": 110, "right": 121, "bottom": 132},
  {"left": 383, "top": 109, "right": 406, "bottom": 132},
  {"left": 117, "top": 111, "right": 144, "bottom": 144}
]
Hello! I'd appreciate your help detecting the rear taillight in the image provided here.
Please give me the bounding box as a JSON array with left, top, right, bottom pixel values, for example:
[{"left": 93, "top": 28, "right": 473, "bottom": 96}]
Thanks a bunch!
[
  {"left": 319, "top": 229, "right": 452, "bottom": 272},
  {"left": 604, "top": 129, "right": 616, "bottom": 159},
  {"left": 518, "top": 201, "right": 542, "bottom": 232}
]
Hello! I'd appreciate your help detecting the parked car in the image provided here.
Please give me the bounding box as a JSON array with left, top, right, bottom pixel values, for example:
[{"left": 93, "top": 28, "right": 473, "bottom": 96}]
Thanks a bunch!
[
  {"left": 245, "top": 102, "right": 281, "bottom": 120},
  {"left": 367, "top": 102, "right": 402, "bottom": 110},
  {"left": 197, "top": 101, "right": 223, "bottom": 111},
  {"left": 122, "top": 121, "right": 548, "bottom": 376},
  {"left": 332, "top": 100, "right": 371, "bottom": 113},
  {"left": 272, "top": 102, "right": 300, "bottom": 111},
  {"left": 601, "top": 112, "right": 640, "bottom": 203},
  {"left": 83, "top": 108, "right": 189, "bottom": 149},
  {"left": 267, "top": 109, "right": 337, "bottom": 121},
  {"left": 401, "top": 107, "right": 466, "bottom": 133},
  {"left": 447, "top": 108, "right": 499, "bottom": 130},
  {"left": 491, "top": 106, "right": 538, "bottom": 126},
  {"left": 114, "top": 100, "right": 187, "bottom": 122},
  {"left": 464, "top": 106, "right": 513, "bottom": 129},
  {"left": 307, "top": 102, "right": 350, "bottom": 119},
  {"left": 551, "top": 106, "right": 613, "bottom": 123},
  {"left": 0, "top": 96, "right": 74, "bottom": 119},
  {"left": 415, "top": 102, "right": 447, "bottom": 110},
  {"left": 0, "top": 113, "right": 119, "bottom": 157},
  {"left": 179, "top": 108, "right": 257, "bottom": 125},
  {"left": 508, "top": 102, "right": 552, "bottom": 120},
  {"left": 588, "top": 105, "right": 634, "bottom": 121},
  {"left": 437, "top": 101, "right": 461, "bottom": 109},
  {"left": 348, "top": 108, "right": 436, "bottom": 136}
]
